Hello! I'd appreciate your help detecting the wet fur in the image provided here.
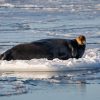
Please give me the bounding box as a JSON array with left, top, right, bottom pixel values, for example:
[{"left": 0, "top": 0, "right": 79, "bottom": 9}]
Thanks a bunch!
[{"left": 0, "top": 36, "right": 86, "bottom": 61}]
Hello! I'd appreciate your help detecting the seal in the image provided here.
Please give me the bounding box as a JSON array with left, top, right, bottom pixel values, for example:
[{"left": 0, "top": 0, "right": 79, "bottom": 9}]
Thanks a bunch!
[{"left": 0, "top": 35, "right": 86, "bottom": 61}]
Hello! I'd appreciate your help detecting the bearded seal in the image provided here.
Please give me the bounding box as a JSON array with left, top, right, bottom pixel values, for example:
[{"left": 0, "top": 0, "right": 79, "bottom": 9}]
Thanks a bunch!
[{"left": 0, "top": 35, "right": 86, "bottom": 61}]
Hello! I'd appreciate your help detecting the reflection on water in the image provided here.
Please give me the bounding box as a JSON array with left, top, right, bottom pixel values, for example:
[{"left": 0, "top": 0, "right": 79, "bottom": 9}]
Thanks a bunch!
[{"left": 0, "top": 70, "right": 100, "bottom": 96}]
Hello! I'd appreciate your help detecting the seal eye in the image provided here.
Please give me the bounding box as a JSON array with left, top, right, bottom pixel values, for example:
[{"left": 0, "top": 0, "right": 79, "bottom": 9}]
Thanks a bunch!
[{"left": 76, "top": 35, "right": 86, "bottom": 45}]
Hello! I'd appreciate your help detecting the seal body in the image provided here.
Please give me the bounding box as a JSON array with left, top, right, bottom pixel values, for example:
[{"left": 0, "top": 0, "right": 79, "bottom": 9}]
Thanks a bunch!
[{"left": 0, "top": 36, "right": 86, "bottom": 61}]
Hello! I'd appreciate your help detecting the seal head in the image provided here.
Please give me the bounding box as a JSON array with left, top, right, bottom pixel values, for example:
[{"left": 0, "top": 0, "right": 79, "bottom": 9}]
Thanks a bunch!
[
  {"left": 75, "top": 35, "right": 86, "bottom": 45},
  {"left": 74, "top": 35, "right": 86, "bottom": 59}
]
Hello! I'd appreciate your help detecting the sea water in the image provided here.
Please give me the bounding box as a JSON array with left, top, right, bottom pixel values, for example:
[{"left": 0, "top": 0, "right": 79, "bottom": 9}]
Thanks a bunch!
[{"left": 0, "top": 0, "right": 100, "bottom": 100}]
